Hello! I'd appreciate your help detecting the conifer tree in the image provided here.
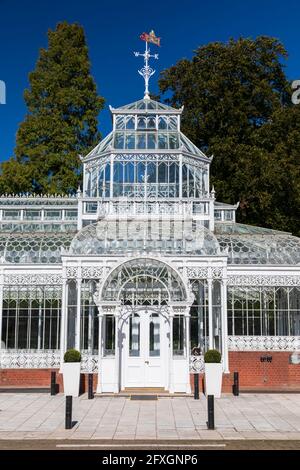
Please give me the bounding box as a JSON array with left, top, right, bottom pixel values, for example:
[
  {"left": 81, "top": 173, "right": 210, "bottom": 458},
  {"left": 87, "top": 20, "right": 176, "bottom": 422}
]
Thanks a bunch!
[{"left": 0, "top": 22, "right": 104, "bottom": 194}]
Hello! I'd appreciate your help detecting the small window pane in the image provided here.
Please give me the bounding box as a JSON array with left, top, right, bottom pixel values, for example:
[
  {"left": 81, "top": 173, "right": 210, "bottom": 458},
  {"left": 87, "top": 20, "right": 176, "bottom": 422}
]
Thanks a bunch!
[
  {"left": 149, "top": 313, "right": 160, "bottom": 357},
  {"left": 129, "top": 314, "right": 140, "bottom": 356},
  {"left": 104, "top": 315, "right": 115, "bottom": 355}
]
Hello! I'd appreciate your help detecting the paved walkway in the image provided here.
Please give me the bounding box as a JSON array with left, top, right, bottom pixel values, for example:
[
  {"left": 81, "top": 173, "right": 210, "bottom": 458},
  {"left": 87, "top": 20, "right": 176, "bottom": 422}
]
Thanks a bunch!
[{"left": 1, "top": 393, "right": 300, "bottom": 440}]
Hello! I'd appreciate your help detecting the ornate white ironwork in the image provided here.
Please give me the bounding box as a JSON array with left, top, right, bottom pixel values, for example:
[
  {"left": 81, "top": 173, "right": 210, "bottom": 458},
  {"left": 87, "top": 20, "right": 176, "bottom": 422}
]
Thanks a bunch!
[
  {"left": 0, "top": 350, "right": 99, "bottom": 372},
  {"left": 0, "top": 350, "right": 61, "bottom": 369},
  {"left": 3, "top": 273, "right": 62, "bottom": 285},
  {"left": 66, "top": 267, "right": 78, "bottom": 278},
  {"left": 189, "top": 355, "right": 205, "bottom": 373},
  {"left": 228, "top": 275, "right": 300, "bottom": 287},
  {"left": 186, "top": 267, "right": 208, "bottom": 279},
  {"left": 187, "top": 266, "right": 224, "bottom": 279},
  {"left": 80, "top": 352, "right": 99, "bottom": 372},
  {"left": 81, "top": 266, "right": 104, "bottom": 279},
  {"left": 228, "top": 336, "right": 300, "bottom": 351},
  {"left": 134, "top": 40, "right": 158, "bottom": 99}
]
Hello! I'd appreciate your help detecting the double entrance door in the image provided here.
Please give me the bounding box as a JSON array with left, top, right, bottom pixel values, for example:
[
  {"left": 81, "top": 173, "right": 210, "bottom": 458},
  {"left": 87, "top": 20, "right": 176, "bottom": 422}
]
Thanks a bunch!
[{"left": 121, "top": 308, "right": 168, "bottom": 389}]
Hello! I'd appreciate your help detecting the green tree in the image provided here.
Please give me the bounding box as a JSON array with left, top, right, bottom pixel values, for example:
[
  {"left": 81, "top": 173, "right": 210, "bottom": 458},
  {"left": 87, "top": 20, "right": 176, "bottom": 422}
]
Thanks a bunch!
[
  {"left": 159, "top": 37, "right": 300, "bottom": 235},
  {"left": 0, "top": 21, "right": 104, "bottom": 194}
]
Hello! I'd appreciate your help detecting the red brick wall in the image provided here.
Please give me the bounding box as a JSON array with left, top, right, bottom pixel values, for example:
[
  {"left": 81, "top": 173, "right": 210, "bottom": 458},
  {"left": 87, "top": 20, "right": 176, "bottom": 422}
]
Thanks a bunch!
[
  {"left": 190, "top": 351, "right": 300, "bottom": 392},
  {"left": 227, "top": 351, "right": 300, "bottom": 391},
  {"left": 0, "top": 369, "right": 98, "bottom": 392}
]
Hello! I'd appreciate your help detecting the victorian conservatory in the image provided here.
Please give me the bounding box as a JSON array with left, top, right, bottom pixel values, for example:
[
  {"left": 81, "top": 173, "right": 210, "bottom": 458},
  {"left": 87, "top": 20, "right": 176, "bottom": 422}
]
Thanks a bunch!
[{"left": 1, "top": 44, "right": 300, "bottom": 393}]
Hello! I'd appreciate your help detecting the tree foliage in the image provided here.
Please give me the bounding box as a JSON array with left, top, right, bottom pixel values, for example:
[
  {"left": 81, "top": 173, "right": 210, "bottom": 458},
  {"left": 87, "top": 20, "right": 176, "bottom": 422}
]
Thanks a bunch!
[
  {"left": 159, "top": 37, "right": 300, "bottom": 235},
  {"left": 0, "top": 21, "right": 104, "bottom": 194}
]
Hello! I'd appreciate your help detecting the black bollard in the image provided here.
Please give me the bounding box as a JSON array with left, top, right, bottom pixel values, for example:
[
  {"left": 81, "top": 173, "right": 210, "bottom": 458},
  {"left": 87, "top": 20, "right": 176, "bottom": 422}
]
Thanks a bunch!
[
  {"left": 194, "top": 374, "right": 199, "bottom": 400},
  {"left": 65, "top": 396, "right": 73, "bottom": 429},
  {"left": 207, "top": 395, "right": 215, "bottom": 430},
  {"left": 50, "top": 371, "right": 56, "bottom": 396},
  {"left": 233, "top": 371, "right": 239, "bottom": 396},
  {"left": 88, "top": 373, "right": 94, "bottom": 399}
]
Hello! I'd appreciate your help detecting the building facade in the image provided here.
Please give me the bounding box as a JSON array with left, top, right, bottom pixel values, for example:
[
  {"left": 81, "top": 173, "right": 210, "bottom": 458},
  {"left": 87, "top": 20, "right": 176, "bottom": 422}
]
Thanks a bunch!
[{"left": 1, "top": 47, "right": 300, "bottom": 392}]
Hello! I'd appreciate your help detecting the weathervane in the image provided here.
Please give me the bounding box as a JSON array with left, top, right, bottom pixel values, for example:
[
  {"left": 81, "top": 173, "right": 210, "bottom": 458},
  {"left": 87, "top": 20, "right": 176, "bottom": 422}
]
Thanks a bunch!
[{"left": 134, "top": 30, "right": 161, "bottom": 100}]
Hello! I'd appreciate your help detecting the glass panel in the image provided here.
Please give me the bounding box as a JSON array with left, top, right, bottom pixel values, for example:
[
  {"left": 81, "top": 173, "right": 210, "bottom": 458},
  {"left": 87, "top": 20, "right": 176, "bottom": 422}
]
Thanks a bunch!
[
  {"left": 126, "top": 116, "right": 135, "bottom": 129},
  {"left": 173, "top": 316, "right": 184, "bottom": 356},
  {"left": 169, "top": 134, "right": 179, "bottom": 149},
  {"left": 137, "top": 117, "right": 146, "bottom": 129},
  {"left": 158, "top": 117, "right": 167, "bottom": 129},
  {"left": 147, "top": 133, "right": 156, "bottom": 149},
  {"left": 125, "top": 134, "right": 135, "bottom": 149},
  {"left": 147, "top": 116, "right": 156, "bottom": 129},
  {"left": 129, "top": 313, "right": 140, "bottom": 356},
  {"left": 149, "top": 313, "right": 160, "bottom": 357},
  {"left": 116, "top": 116, "right": 125, "bottom": 129},
  {"left": 104, "top": 315, "right": 115, "bottom": 355},
  {"left": 114, "top": 132, "right": 125, "bottom": 149},
  {"left": 137, "top": 133, "right": 146, "bottom": 149},
  {"left": 158, "top": 133, "right": 168, "bottom": 149}
]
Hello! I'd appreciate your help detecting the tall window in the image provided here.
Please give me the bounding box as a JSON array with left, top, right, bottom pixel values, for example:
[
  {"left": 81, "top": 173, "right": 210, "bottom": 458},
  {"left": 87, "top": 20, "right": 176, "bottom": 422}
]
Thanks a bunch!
[
  {"left": 1, "top": 286, "right": 61, "bottom": 350},
  {"left": 227, "top": 286, "right": 300, "bottom": 336}
]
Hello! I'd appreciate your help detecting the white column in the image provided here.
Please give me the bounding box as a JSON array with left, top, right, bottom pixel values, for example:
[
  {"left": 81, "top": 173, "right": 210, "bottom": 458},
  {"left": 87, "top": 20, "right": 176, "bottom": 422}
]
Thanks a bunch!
[
  {"left": 168, "top": 311, "right": 174, "bottom": 393},
  {"left": 185, "top": 311, "right": 191, "bottom": 393},
  {"left": 59, "top": 268, "right": 67, "bottom": 368},
  {"left": 75, "top": 273, "right": 82, "bottom": 351},
  {"left": 96, "top": 311, "right": 103, "bottom": 393},
  {"left": 208, "top": 278, "right": 213, "bottom": 349},
  {"left": 0, "top": 269, "right": 4, "bottom": 349},
  {"left": 77, "top": 188, "right": 83, "bottom": 231},
  {"left": 114, "top": 311, "right": 120, "bottom": 393},
  {"left": 179, "top": 154, "right": 183, "bottom": 199},
  {"left": 221, "top": 277, "right": 229, "bottom": 372}
]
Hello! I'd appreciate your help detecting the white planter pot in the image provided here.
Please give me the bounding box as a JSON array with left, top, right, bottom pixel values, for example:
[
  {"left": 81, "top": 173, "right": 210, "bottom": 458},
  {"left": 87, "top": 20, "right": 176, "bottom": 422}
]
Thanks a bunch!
[
  {"left": 62, "top": 363, "right": 81, "bottom": 397},
  {"left": 204, "top": 363, "right": 223, "bottom": 398}
]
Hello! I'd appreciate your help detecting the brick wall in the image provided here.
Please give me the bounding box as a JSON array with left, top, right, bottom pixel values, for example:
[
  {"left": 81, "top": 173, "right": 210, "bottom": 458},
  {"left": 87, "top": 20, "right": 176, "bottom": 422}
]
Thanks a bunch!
[
  {"left": 0, "top": 369, "right": 98, "bottom": 392},
  {"left": 190, "top": 351, "right": 300, "bottom": 392}
]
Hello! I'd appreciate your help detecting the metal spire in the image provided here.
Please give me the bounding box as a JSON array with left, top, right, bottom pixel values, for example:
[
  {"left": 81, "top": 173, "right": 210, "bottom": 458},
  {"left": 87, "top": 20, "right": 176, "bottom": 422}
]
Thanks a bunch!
[{"left": 134, "top": 40, "right": 159, "bottom": 100}]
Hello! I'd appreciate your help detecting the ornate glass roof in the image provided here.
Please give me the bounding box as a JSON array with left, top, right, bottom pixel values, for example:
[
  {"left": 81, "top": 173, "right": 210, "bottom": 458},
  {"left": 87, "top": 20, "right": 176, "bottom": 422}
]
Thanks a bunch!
[
  {"left": 0, "top": 232, "right": 74, "bottom": 264},
  {"left": 69, "top": 219, "right": 220, "bottom": 257},
  {"left": 85, "top": 131, "right": 206, "bottom": 158},
  {"left": 215, "top": 223, "right": 300, "bottom": 265},
  {"left": 112, "top": 98, "right": 178, "bottom": 112}
]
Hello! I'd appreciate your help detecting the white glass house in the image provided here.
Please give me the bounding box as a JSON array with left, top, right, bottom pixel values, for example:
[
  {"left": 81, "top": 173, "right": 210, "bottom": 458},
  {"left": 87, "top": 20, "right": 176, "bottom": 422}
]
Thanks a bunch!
[{"left": 0, "top": 94, "right": 300, "bottom": 393}]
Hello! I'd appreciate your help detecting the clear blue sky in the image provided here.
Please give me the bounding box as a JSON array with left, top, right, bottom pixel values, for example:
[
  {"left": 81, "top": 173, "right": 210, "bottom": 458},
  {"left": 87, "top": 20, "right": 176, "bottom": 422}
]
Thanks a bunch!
[{"left": 0, "top": 0, "right": 300, "bottom": 162}]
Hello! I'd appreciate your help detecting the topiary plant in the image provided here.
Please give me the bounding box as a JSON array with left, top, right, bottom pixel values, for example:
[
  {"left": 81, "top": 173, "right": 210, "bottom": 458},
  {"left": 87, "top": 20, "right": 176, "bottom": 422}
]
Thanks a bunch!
[
  {"left": 64, "top": 349, "right": 81, "bottom": 363},
  {"left": 204, "top": 349, "right": 221, "bottom": 363}
]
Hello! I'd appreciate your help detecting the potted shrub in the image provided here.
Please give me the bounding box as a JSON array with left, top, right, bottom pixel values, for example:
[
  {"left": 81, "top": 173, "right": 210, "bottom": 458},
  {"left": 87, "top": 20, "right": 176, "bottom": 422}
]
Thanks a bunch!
[
  {"left": 204, "top": 349, "right": 222, "bottom": 398},
  {"left": 62, "top": 349, "right": 81, "bottom": 397}
]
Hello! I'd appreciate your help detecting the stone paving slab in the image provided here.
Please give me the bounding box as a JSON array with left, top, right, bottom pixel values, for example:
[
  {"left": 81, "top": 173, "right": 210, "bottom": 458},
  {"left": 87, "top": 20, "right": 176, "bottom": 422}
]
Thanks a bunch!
[{"left": 0, "top": 393, "right": 300, "bottom": 440}]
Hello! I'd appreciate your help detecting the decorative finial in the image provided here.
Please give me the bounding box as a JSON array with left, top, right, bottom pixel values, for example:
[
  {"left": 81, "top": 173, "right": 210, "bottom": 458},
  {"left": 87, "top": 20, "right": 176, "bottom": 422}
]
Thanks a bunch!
[{"left": 134, "top": 31, "right": 161, "bottom": 99}]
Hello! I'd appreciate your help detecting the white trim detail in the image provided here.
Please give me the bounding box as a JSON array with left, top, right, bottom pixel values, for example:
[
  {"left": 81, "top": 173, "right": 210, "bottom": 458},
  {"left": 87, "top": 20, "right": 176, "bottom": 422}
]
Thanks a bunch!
[
  {"left": 228, "top": 336, "right": 300, "bottom": 351},
  {"left": 3, "top": 274, "right": 62, "bottom": 285},
  {"left": 0, "top": 350, "right": 98, "bottom": 372},
  {"left": 228, "top": 275, "right": 300, "bottom": 287}
]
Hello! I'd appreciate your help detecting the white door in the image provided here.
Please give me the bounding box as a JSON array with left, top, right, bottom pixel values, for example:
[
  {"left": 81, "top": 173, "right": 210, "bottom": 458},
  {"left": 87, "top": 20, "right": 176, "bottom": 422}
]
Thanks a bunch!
[{"left": 123, "top": 309, "right": 167, "bottom": 389}]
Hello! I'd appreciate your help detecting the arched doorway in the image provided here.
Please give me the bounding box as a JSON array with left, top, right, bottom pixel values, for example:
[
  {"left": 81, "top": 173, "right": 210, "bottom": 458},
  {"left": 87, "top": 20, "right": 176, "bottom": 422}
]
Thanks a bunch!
[{"left": 96, "top": 258, "right": 190, "bottom": 392}]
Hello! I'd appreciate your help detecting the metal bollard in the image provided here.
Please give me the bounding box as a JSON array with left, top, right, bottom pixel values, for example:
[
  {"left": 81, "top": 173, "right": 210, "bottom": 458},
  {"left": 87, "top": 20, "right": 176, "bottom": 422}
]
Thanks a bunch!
[
  {"left": 50, "top": 371, "right": 56, "bottom": 396},
  {"left": 88, "top": 373, "right": 94, "bottom": 399},
  {"left": 194, "top": 374, "right": 199, "bottom": 400},
  {"left": 207, "top": 395, "right": 215, "bottom": 430},
  {"left": 233, "top": 371, "right": 239, "bottom": 396},
  {"left": 65, "top": 396, "right": 73, "bottom": 429}
]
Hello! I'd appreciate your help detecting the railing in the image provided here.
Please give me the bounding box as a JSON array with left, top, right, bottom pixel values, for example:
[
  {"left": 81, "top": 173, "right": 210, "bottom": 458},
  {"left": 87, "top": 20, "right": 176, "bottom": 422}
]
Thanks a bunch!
[
  {"left": 0, "top": 350, "right": 99, "bottom": 372},
  {"left": 228, "top": 336, "right": 300, "bottom": 351}
]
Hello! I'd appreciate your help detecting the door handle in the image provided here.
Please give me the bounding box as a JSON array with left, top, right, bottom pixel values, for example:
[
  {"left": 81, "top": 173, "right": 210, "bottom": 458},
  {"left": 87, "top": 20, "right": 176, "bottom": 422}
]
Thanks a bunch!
[{"left": 145, "top": 360, "right": 149, "bottom": 364}]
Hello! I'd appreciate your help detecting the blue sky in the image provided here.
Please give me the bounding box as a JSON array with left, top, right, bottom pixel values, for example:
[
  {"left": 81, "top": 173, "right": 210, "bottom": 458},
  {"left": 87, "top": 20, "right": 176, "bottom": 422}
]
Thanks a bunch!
[{"left": 0, "top": 0, "right": 300, "bottom": 162}]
